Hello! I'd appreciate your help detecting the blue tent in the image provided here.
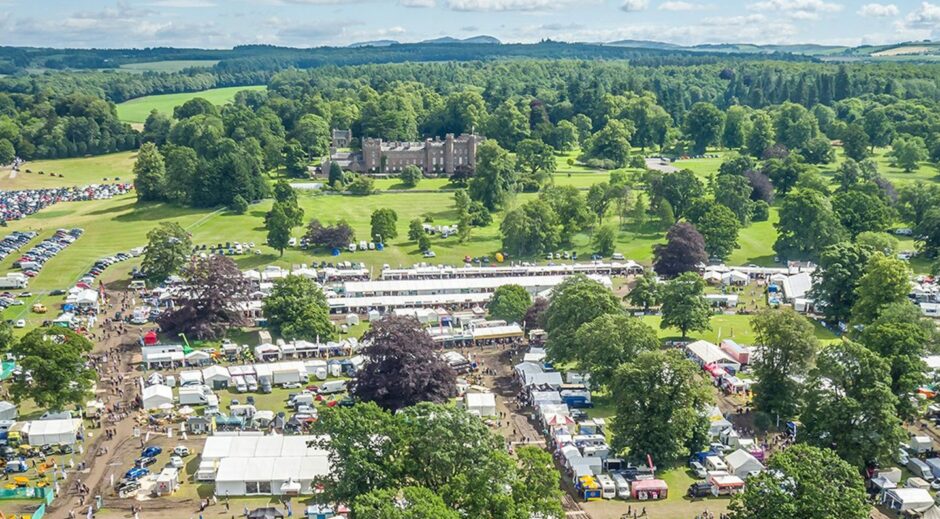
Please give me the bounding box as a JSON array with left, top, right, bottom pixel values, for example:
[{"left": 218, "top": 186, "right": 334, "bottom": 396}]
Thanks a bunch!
[
  {"left": 375, "top": 243, "right": 384, "bottom": 251},
  {"left": 330, "top": 248, "right": 340, "bottom": 256}
]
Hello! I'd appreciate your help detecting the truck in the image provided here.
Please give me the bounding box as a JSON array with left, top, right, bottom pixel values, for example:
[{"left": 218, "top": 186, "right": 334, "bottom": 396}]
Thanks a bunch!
[{"left": 319, "top": 380, "right": 347, "bottom": 395}]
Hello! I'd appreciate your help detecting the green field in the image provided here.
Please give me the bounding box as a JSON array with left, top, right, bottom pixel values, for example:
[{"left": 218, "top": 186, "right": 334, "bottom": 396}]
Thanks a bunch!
[
  {"left": 115, "top": 85, "right": 267, "bottom": 123},
  {"left": 2, "top": 151, "right": 138, "bottom": 189},
  {"left": 118, "top": 60, "right": 220, "bottom": 73}
]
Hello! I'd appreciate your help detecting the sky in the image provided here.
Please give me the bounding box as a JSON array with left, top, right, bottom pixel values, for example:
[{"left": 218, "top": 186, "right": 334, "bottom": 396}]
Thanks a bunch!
[{"left": 0, "top": 0, "right": 938, "bottom": 49}]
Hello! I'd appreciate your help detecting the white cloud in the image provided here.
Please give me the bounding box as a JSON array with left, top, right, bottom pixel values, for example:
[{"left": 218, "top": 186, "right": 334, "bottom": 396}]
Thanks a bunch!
[
  {"left": 400, "top": 0, "right": 435, "bottom": 6},
  {"left": 515, "top": 10, "right": 798, "bottom": 45},
  {"left": 659, "top": 1, "right": 704, "bottom": 11},
  {"left": 750, "top": 0, "right": 842, "bottom": 20},
  {"left": 621, "top": 0, "right": 649, "bottom": 12},
  {"left": 857, "top": 3, "right": 898, "bottom": 17},
  {"left": 147, "top": 0, "right": 217, "bottom": 7},
  {"left": 905, "top": 1, "right": 940, "bottom": 28},
  {"left": 446, "top": 0, "right": 577, "bottom": 11}
]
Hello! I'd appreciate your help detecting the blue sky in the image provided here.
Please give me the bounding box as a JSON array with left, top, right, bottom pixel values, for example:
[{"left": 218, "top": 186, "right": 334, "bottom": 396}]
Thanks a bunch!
[{"left": 0, "top": 0, "right": 937, "bottom": 48}]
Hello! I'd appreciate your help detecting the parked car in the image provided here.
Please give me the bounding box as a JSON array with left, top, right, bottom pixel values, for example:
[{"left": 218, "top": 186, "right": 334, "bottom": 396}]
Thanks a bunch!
[
  {"left": 117, "top": 480, "right": 141, "bottom": 497},
  {"left": 141, "top": 446, "right": 162, "bottom": 458},
  {"left": 172, "top": 446, "right": 190, "bottom": 457},
  {"left": 168, "top": 456, "right": 184, "bottom": 469},
  {"left": 135, "top": 456, "right": 157, "bottom": 468},
  {"left": 282, "top": 382, "right": 302, "bottom": 389},
  {"left": 123, "top": 467, "right": 150, "bottom": 481},
  {"left": 689, "top": 461, "right": 707, "bottom": 479},
  {"left": 687, "top": 482, "right": 712, "bottom": 498}
]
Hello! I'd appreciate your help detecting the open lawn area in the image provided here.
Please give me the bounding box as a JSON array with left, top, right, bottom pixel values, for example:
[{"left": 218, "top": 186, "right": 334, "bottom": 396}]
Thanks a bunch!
[
  {"left": 1, "top": 151, "right": 138, "bottom": 190},
  {"left": 639, "top": 312, "right": 838, "bottom": 345},
  {"left": 115, "top": 85, "right": 267, "bottom": 123}
]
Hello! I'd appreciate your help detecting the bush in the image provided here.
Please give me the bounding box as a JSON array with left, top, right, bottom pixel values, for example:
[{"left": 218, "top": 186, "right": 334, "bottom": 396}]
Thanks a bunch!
[
  {"left": 347, "top": 175, "right": 375, "bottom": 196},
  {"left": 518, "top": 176, "right": 541, "bottom": 193},
  {"left": 751, "top": 200, "right": 770, "bottom": 222},
  {"left": 468, "top": 201, "right": 493, "bottom": 227},
  {"left": 230, "top": 194, "right": 249, "bottom": 214},
  {"left": 629, "top": 155, "right": 647, "bottom": 169},
  {"left": 399, "top": 165, "right": 422, "bottom": 188}
]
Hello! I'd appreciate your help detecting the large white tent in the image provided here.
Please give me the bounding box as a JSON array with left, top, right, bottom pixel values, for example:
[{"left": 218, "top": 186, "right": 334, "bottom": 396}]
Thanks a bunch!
[
  {"left": 142, "top": 384, "right": 174, "bottom": 410},
  {"left": 465, "top": 392, "right": 497, "bottom": 417},
  {"left": 0, "top": 401, "right": 17, "bottom": 421},
  {"left": 27, "top": 418, "right": 82, "bottom": 446},
  {"left": 205, "top": 435, "right": 332, "bottom": 496}
]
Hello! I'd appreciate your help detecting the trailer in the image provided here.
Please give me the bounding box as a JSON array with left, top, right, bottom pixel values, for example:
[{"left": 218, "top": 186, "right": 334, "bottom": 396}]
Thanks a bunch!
[{"left": 0, "top": 275, "right": 27, "bottom": 289}]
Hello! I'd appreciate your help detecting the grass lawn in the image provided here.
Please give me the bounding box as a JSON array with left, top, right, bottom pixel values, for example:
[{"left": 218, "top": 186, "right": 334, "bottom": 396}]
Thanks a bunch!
[
  {"left": 639, "top": 313, "right": 838, "bottom": 345},
  {"left": 818, "top": 146, "right": 940, "bottom": 186},
  {"left": 115, "top": 85, "right": 267, "bottom": 123},
  {"left": 118, "top": 60, "right": 220, "bottom": 73},
  {"left": 0, "top": 151, "right": 138, "bottom": 190}
]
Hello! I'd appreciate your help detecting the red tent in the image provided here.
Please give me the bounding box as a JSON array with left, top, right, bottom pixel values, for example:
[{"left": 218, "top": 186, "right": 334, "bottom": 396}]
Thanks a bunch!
[{"left": 143, "top": 331, "right": 158, "bottom": 346}]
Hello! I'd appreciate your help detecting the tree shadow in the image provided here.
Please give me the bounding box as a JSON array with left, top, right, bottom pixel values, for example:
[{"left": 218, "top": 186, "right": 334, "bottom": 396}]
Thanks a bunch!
[
  {"left": 87, "top": 200, "right": 137, "bottom": 216},
  {"left": 113, "top": 203, "right": 208, "bottom": 223},
  {"left": 235, "top": 254, "right": 279, "bottom": 270}
]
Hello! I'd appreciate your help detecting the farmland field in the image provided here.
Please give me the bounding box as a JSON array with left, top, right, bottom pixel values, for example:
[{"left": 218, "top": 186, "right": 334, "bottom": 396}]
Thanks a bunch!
[
  {"left": 115, "top": 85, "right": 267, "bottom": 123},
  {"left": 118, "top": 60, "right": 220, "bottom": 73}
]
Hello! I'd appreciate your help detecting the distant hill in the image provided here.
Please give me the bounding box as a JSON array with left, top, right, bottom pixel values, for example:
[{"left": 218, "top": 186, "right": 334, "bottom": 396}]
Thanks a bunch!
[
  {"left": 604, "top": 40, "right": 846, "bottom": 56},
  {"left": 421, "top": 35, "right": 501, "bottom": 45},
  {"left": 605, "top": 40, "right": 683, "bottom": 50},
  {"left": 348, "top": 40, "right": 400, "bottom": 48}
]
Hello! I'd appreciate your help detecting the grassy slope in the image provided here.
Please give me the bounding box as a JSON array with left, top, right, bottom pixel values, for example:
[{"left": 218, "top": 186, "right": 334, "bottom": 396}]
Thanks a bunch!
[
  {"left": 115, "top": 85, "right": 267, "bottom": 123},
  {"left": 3, "top": 151, "right": 138, "bottom": 189}
]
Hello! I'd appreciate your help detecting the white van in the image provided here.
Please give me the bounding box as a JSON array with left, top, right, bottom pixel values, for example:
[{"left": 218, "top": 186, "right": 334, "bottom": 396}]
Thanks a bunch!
[
  {"left": 245, "top": 375, "right": 258, "bottom": 392},
  {"left": 319, "top": 380, "right": 347, "bottom": 395},
  {"left": 233, "top": 376, "right": 248, "bottom": 393},
  {"left": 611, "top": 473, "right": 630, "bottom": 499},
  {"left": 596, "top": 474, "right": 617, "bottom": 499}
]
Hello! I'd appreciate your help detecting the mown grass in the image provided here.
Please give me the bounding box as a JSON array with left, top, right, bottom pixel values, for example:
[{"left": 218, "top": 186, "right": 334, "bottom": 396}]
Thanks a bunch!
[
  {"left": 115, "top": 85, "right": 267, "bottom": 123},
  {"left": 1, "top": 151, "right": 138, "bottom": 190}
]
